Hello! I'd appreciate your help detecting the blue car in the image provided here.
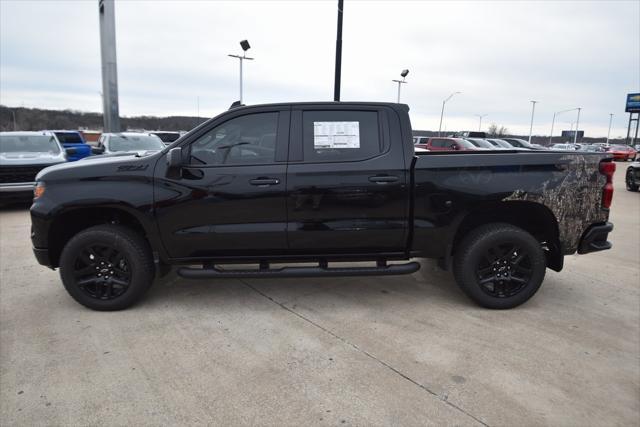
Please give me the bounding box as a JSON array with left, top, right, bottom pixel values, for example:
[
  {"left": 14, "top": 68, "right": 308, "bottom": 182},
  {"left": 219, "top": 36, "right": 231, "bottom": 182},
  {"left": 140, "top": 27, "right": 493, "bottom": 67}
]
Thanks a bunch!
[{"left": 49, "top": 131, "right": 92, "bottom": 161}]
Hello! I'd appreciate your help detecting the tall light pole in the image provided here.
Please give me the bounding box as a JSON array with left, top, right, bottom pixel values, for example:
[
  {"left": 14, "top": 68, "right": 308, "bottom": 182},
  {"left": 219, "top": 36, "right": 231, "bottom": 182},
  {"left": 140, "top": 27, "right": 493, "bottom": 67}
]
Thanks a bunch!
[
  {"left": 392, "top": 69, "right": 409, "bottom": 103},
  {"left": 475, "top": 114, "right": 487, "bottom": 131},
  {"left": 528, "top": 100, "right": 538, "bottom": 143},
  {"left": 98, "top": 0, "right": 121, "bottom": 132},
  {"left": 573, "top": 108, "right": 581, "bottom": 145},
  {"left": 228, "top": 40, "right": 253, "bottom": 104},
  {"left": 606, "top": 113, "right": 614, "bottom": 145},
  {"left": 549, "top": 108, "right": 579, "bottom": 144},
  {"left": 438, "top": 91, "right": 460, "bottom": 136}
]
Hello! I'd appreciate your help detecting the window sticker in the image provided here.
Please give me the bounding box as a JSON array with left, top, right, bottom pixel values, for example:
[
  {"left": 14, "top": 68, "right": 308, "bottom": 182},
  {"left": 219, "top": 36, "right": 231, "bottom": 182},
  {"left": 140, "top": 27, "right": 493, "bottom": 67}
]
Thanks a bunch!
[{"left": 313, "top": 121, "right": 360, "bottom": 149}]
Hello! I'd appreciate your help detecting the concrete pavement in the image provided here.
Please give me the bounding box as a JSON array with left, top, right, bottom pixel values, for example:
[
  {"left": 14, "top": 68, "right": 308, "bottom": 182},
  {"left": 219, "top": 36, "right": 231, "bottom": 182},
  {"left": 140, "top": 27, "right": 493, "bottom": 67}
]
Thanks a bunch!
[{"left": 1, "top": 165, "right": 638, "bottom": 426}]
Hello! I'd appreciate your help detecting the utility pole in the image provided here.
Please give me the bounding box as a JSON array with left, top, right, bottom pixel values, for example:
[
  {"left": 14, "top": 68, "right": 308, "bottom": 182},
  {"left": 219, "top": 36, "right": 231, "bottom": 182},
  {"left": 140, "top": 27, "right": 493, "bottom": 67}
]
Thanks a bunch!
[
  {"left": 606, "top": 113, "right": 613, "bottom": 145},
  {"left": 98, "top": 0, "right": 121, "bottom": 132},
  {"left": 333, "top": 0, "right": 344, "bottom": 101},
  {"left": 528, "top": 100, "right": 538, "bottom": 143}
]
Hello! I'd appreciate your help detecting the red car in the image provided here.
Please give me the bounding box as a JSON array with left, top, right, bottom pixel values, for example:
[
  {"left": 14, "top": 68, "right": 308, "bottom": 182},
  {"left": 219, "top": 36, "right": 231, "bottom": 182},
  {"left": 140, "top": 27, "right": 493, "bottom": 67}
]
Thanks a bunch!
[
  {"left": 416, "top": 137, "right": 484, "bottom": 152},
  {"left": 606, "top": 144, "right": 637, "bottom": 161}
]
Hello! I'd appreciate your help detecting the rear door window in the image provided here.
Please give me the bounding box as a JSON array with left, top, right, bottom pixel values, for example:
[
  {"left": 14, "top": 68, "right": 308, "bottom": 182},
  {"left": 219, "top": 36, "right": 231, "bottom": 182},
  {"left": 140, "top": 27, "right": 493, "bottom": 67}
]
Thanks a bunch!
[{"left": 301, "top": 110, "right": 381, "bottom": 163}]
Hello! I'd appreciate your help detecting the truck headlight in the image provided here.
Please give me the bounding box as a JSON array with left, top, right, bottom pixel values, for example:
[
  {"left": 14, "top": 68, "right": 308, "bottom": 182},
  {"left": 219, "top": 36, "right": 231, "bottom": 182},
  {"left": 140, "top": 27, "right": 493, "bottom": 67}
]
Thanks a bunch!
[{"left": 34, "top": 182, "right": 45, "bottom": 199}]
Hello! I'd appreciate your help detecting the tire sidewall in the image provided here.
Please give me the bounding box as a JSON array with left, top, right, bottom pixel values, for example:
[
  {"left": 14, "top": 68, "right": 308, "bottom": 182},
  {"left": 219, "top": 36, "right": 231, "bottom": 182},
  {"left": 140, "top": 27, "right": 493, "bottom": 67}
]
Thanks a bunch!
[
  {"left": 59, "top": 226, "right": 152, "bottom": 311},
  {"left": 455, "top": 225, "right": 546, "bottom": 309}
]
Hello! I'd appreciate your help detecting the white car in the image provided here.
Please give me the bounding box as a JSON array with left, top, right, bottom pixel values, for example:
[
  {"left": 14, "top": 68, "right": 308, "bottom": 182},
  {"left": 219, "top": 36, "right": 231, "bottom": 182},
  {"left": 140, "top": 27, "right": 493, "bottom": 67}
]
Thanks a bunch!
[{"left": 93, "top": 132, "right": 165, "bottom": 156}]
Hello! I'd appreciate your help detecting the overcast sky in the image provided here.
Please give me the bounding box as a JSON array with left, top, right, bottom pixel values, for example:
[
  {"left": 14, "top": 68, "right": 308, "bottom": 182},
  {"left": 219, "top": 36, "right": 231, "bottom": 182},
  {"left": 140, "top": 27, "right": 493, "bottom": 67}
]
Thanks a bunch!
[{"left": 1, "top": 0, "right": 639, "bottom": 137}]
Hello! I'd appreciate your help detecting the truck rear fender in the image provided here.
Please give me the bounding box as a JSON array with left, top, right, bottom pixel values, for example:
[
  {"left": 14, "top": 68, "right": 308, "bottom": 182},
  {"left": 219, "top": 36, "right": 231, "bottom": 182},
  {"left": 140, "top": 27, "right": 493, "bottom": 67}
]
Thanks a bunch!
[{"left": 450, "top": 201, "right": 563, "bottom": 272}]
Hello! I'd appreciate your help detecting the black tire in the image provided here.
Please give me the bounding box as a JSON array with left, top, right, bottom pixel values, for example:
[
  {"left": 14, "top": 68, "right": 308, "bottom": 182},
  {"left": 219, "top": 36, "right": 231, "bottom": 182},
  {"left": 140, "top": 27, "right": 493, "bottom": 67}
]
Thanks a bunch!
[
  {"left": 626, "top": 170, "right": 639, "bottom": 192},
  {"left": 453, "top": 223, "right": 546, "bottom": 309},
  {"left": 59, "top": 225, "right": 154, "bottom": 311}
]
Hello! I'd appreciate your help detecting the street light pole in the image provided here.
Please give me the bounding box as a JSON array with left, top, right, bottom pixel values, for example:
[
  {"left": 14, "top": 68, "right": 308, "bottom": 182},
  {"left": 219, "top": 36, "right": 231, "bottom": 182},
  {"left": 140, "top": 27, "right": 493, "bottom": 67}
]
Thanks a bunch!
[
  {"left": 228, "top": 40, "right": 253, "bottom": 104},
  {"left": 391, "top": 69, "right": 409, "bottom": 103},
  {"left": 606, "top": 113, "right": 614, "bottom": 145},
  {"left": 475, "top": 114, "right": 487, "bottom": 131},
  {"left": 528, "top": 100, "right": 538, "bottom": 143},
  {"left": 438, "top": 91, "right": 460, "bottom": 137},
  {"left": 549, "top": 108, "right": 579, "bottom": 144},
  {"left": 573, "top": 108, "right": 581, "bottom": 145}
]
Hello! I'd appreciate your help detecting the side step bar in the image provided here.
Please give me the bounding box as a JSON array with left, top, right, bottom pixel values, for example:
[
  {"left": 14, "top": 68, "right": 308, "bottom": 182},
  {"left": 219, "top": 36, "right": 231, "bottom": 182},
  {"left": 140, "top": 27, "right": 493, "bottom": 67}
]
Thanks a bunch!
[{"left": 177, "top": 261, "right": 421, "bottom": 279}]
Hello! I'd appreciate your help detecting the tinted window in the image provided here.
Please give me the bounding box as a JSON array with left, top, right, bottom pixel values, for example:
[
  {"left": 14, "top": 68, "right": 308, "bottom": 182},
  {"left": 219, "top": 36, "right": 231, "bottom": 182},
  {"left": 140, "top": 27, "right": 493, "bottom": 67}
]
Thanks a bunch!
[
  {"left": 302, "top": 110, "right": 381, "bottom": 163},
  {"left": 190, "top": 112, "right": 278, "bottom": 165},
  {"left": 431, "top": 139, "right": 450, "bottom": 148},
  {"left": 55, "top": 132, "right": 84, "bottom": 144}
]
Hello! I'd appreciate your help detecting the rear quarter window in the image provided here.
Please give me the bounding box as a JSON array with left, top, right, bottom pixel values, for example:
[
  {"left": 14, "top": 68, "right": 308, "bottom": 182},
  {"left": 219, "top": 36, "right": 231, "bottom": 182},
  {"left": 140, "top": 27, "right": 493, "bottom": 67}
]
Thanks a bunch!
[{"left": 302, "top": 110, "right": 381, "bottom": 163}]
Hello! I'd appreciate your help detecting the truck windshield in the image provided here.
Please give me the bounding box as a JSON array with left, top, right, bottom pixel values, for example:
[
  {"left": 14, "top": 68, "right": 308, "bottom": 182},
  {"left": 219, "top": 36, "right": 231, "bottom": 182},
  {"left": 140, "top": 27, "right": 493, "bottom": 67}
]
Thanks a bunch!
[
  {"left": 0, "top": 135, "right": 61, "bottom": 154},
  {"left": 109, "top": 135, "right": 165, "bottom": 152},
  {"left": 54, "top": 132, "right": 84, "bottom": 144}
]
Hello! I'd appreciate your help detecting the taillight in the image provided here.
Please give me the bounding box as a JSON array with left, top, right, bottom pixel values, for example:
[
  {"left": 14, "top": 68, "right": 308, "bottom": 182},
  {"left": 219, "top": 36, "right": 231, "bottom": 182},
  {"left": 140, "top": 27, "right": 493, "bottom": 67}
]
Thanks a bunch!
[{"left": 599, "top": 160, "right": 615, "bottom": 208}]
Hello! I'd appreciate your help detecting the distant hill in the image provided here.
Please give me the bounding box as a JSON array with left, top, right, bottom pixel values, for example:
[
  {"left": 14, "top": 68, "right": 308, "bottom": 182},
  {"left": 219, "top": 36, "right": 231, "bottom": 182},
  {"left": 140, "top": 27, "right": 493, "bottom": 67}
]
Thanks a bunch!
[
  {"left": 0, "top": 105, "right": 207, "bottom": 132},
  {"left": 1, "top": 105, "right": 628, "bottom": 146}
]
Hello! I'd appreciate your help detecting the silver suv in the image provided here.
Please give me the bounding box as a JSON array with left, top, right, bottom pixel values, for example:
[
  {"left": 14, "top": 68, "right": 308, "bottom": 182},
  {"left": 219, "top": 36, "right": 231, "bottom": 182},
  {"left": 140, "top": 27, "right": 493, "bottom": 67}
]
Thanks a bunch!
[{"left": 0, "top": 131, "right": 67, "bottom": 200}]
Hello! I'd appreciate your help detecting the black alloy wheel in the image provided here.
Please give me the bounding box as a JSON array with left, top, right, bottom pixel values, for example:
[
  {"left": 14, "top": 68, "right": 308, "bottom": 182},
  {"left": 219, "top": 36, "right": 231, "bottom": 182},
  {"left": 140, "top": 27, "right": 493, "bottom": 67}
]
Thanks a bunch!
[
  {"left": 73, "top": 244, "right": 131, "bottom": 300},
  {"left": 59, "top": 224, "right": 154, "bottom": 311},
  {"left": 453, "top": 223, "right": 546, "bottom": 309},
  {"left": 474, "top": 243, "right": 532, "bottom": 298}
]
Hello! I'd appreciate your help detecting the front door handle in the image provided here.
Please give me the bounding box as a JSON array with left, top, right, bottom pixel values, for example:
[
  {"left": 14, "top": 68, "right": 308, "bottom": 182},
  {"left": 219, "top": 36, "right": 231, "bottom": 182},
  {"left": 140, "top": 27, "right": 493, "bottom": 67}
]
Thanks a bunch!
[
  {"left": 368, "top": 175, "right": 399, "bottom": 184},
  {"left": 249, "top": 177, "right": 280, "bottom": 186}
]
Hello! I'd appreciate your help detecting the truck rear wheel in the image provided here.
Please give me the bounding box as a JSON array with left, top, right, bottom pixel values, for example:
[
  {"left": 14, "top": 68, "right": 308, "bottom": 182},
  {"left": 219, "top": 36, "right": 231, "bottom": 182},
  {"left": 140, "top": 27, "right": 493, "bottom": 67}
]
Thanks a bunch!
[
  {"left": 626, "top": 170, "right": 639, "bottom": 191},
  {"left": 59, "top": 224, "right": 154, "bottom": 311},
  {"left": 453, "top": 223, "right": 546, "bottom": 309}
]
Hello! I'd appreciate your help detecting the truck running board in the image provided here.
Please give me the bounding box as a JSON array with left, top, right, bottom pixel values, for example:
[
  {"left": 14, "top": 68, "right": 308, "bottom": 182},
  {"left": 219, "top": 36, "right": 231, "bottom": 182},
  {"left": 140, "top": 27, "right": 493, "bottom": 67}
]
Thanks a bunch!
[{"left": 177, "top": 261, "right": 421, "bottom": 279}]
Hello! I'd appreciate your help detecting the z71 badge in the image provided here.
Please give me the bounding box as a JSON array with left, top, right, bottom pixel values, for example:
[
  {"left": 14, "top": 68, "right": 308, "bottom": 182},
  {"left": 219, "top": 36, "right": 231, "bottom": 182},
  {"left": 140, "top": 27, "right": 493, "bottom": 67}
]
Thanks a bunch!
[{"left": 117, "top": 164, "right": 149, "bottom": 172}]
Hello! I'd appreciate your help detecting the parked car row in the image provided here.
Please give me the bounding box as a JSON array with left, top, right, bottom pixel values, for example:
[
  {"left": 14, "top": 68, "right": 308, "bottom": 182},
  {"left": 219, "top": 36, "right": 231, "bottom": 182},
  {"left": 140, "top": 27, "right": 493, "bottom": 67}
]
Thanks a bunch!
[
  {"left": 550, "top": 142, "right": 637, "bottom": 161},
  {"left": 0, "top": 129, "right": 173, "bottom": 203},
  {"left": 413, "top": 136, "right": 547, "bottom": 152}
]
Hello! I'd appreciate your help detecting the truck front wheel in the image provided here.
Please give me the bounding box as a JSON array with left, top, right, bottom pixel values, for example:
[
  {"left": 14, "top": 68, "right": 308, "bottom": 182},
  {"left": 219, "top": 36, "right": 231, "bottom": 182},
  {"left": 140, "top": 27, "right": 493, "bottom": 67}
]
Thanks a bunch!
[
  {"left": 59, "top": 224, "right": 155, "bottom": 311},
  {"left": 453, "top": 223, "right": 546, "bottom": 309}
]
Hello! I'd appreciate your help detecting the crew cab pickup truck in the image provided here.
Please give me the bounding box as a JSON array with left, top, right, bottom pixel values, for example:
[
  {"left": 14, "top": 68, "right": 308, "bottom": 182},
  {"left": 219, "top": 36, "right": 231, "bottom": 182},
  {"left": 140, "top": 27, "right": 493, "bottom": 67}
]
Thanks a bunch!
[{"left": 30, "top": 102, "right": 615, "bottom": 311}]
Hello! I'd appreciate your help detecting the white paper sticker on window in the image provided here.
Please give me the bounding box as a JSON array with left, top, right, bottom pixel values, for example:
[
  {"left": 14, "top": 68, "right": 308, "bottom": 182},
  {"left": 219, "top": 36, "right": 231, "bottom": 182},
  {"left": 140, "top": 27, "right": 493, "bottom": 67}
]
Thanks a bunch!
[{"left": 313, "top": 121, "right": 360, "bottom": 149}]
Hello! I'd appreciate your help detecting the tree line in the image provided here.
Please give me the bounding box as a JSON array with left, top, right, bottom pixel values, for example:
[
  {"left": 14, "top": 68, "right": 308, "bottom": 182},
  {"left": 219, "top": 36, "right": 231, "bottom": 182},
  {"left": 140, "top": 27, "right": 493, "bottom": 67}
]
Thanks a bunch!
[{"left": 0, "top": 105, "right": 205, "bottom": 133}]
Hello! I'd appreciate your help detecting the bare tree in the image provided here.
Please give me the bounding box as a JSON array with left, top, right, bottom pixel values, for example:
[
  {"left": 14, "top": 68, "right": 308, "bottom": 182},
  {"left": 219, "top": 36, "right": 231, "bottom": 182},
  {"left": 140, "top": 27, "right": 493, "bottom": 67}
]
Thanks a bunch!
[{"left": 487, "top": 123, "right": 509, "bottom": 137}]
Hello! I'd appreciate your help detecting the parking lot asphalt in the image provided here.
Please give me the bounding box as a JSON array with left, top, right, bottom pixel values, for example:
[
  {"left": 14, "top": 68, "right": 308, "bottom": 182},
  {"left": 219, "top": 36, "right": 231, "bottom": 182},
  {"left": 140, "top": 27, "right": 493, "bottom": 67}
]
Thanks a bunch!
[{"left": 1, "top": 167, "right": 638, "bottom": 426}]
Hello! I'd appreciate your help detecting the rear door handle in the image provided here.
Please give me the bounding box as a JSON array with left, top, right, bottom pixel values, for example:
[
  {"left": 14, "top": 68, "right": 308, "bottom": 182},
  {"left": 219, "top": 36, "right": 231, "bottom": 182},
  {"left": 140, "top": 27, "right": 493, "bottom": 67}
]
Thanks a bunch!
[
  {"left": 368, "top": 175, "right": 399, "bottom": 183},
  {"left": 249, "top": 177, "right": 280, "bottom": 186}
]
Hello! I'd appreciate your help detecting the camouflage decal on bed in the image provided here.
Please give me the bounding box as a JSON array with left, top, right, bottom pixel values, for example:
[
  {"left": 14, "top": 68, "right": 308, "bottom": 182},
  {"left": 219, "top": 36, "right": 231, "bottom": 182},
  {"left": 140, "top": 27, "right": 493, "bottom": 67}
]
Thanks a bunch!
[{"left": 503, "top": 154, "right": 609, "bottom": 253}]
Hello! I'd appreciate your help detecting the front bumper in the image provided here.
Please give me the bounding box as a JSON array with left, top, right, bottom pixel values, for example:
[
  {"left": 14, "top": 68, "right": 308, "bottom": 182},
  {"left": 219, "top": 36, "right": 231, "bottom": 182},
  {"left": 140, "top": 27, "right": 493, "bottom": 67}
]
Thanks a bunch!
[
  {"left": 33, "top": 247, "right": 52, "bottom": 267},
  {"left": 578, "top": 222, "right": 613, "bottom": 254}
]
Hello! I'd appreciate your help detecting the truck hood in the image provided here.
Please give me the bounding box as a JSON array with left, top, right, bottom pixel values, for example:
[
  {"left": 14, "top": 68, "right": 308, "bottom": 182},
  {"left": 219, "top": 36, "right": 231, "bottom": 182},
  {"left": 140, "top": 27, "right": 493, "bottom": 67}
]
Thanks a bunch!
[{"left": 35, "top": 152, "right": 158, "bottom": 182}]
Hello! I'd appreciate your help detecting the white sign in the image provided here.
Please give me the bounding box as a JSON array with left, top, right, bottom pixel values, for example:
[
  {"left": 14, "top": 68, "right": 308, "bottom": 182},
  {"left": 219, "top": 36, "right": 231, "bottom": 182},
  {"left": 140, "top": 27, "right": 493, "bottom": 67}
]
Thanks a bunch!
[{"left": 313, "top": 121, "right": 360, "bottom": 149}]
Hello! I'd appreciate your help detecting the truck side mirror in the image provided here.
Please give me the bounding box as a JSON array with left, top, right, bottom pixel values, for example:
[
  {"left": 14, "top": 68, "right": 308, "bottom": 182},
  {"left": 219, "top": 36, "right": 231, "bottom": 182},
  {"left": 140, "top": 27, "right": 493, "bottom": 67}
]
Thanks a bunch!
[
  {"left": 65, "top": 147, "right": 77, "bottom": 156},
  {"left": 91, "top": 146, "right": 104, "bottom": 155},
  {"left": 167, "top": 147, "right": 183, "bottom": 168}
]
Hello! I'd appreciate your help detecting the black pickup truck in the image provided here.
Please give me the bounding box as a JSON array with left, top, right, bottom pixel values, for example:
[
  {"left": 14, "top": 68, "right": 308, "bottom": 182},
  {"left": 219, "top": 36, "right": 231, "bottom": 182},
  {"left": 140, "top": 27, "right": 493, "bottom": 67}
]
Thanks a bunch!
[{"left": 30, "top": 102, "right": 615, "bottom": 311}]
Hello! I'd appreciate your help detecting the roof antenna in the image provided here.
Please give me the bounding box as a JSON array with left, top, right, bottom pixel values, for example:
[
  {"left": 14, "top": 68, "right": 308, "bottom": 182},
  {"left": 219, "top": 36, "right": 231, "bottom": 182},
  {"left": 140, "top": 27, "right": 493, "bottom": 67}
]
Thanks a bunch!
[{"left": 229, "top": 101, "right": 244, "bottom": 110}]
